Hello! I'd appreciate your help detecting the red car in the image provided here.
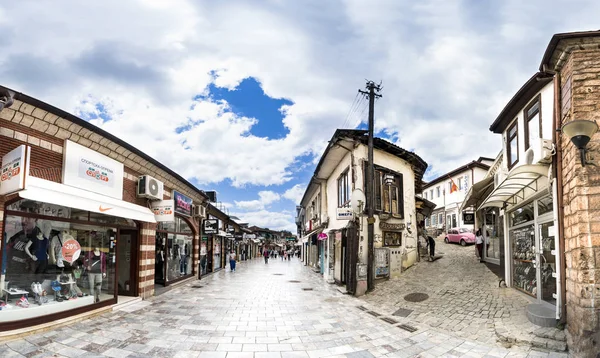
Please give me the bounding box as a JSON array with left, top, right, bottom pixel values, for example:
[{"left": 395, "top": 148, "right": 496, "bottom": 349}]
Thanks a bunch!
[{"left": 444, "top": 227, "right": 476, "bottom": 246}]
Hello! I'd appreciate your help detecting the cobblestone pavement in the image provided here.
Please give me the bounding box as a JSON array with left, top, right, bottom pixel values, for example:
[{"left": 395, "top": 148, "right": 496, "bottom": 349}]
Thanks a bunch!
[
  {"left": 360, "top": 236, "right": 567, "bottom": 352},
  {"left": 0, "top": 255, "right": 567, "bottom": 358}
]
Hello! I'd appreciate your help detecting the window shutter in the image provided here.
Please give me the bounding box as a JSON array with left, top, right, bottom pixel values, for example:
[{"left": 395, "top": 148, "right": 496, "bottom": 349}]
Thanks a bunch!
[{"left": 397, "top": 173, "right": 404, "bottom": 219}]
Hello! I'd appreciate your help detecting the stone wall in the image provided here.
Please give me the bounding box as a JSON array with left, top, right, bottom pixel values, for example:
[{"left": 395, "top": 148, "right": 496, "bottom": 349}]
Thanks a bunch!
[{"left": 559, "top": 48, "right": 600, "bottom": 357}]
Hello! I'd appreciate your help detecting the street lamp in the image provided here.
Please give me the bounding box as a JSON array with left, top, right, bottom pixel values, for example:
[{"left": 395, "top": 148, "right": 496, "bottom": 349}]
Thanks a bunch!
[{"left": 561, "top": 119, "right": 599, "bottom": 167}]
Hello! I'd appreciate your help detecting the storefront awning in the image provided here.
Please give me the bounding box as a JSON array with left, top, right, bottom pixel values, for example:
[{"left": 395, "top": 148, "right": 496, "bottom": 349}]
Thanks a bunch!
[
  {"left": 479, "top": 164, "right": 549, "bottom": 210},
  {"left": 19, "top": 177, "right": 156, "bottom": 223},
  {"left": 459, "top": 176, "right": 495, "bottom": 212},
  {"left": 252, "top": 238, "right": 260, "bottom": 243}
]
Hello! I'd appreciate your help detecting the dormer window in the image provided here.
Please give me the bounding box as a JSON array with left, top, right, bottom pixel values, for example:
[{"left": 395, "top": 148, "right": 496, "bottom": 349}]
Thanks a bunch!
[{"left": 507, "top": 121, "right": 519, "bottom": 169}]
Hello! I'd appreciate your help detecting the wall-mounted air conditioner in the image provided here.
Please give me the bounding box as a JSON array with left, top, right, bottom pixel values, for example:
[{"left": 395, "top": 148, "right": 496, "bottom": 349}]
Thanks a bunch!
[
  {"left": 137, "top": 175, "right": 164, "bottom": 200},
  {"left": 525, "top": 138, "right": 555, "bottom": 165}
]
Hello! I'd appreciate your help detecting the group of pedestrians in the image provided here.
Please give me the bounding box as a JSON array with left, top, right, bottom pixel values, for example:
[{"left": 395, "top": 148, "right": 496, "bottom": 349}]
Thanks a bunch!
[{"left": 261, "top": 248, "right": 297, "bottom": 264}]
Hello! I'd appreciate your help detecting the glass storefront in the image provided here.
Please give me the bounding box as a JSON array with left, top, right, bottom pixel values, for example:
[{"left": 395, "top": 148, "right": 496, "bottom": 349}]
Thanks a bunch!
[
  {"left": 1, "top": 199, "right": 135, "bottom": 323},
  {"left": 213, "top": 237, "right": 222, "bottom": 271},
  {"left": 155, "top": 216, "right": 194, "bottom": 285},
  {"left": 199, "top": 236, "right": 208, "bottom": 275},
  {"left": 509, "top": 194, "right": 557, "bottom": 304},
  {"left": 483, "top": 208, "right": 502, "bottom": 262}
]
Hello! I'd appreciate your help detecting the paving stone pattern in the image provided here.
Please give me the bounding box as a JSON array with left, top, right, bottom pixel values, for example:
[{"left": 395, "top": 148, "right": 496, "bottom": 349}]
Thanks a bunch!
[
  {"left": 360, "top": 236, "right": 566, "bottom": 352},
  {"left": 0, "top": 252, "right": 567, "bottom": 357}
]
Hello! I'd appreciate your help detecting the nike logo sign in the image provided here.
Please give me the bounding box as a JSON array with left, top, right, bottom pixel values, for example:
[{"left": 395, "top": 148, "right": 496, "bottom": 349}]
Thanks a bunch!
[{"left": 99, "top": 206, "right": 112, "bottom": 212}]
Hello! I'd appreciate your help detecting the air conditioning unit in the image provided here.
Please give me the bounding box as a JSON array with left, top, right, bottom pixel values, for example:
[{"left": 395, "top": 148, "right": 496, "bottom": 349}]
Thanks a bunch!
[
  {"left": 494, "top": 169, "right": 507, "bottom": 188},
  {"left": 525, "top": 138, "right": 555, "bottom": 165},
  {"left": 193, "top": 204, "right": 206, "bottom": 218},
  {"left": 137, "top": 175, "right": 164, "bottom": 200}
]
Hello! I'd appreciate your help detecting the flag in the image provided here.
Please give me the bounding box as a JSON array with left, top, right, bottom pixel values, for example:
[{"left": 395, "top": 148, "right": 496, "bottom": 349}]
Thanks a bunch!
[{"left": 450, "top": 178, "right": 458, "bottom": 193}]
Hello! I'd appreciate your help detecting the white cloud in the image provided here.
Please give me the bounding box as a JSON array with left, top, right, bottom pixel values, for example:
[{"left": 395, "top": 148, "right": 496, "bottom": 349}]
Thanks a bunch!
[
  {"left": 283, "top": 184, "right": 305, "bottom": 205},
  {"left": 232, "top": 209, "right": 295, "bottom": 232},
  {"left": 234, "top": 191, "right": 281, "bottom": 211}
]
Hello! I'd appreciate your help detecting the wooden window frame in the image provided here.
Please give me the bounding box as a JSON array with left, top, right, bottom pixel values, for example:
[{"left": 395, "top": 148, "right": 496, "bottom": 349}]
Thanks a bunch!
[
  {"left": 337, "top": 169, "right": 350, "bottom": 207},
  {"left": 507, "top": 120, "right": 519, "bottom": 169},
  {"left": 523, "top": 95, "right": 542, "bottom": 150}
]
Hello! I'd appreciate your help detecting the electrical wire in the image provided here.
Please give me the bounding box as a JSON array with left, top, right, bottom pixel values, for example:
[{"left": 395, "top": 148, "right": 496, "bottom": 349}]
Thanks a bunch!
[{"left": 340, "top": 92, "right": 363, "bottom": 129}]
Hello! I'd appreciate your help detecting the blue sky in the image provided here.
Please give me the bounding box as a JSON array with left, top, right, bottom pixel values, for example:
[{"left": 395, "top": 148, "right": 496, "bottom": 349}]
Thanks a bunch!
[{"left": 1, "top": 0, "right": 599, "bottom": 231}]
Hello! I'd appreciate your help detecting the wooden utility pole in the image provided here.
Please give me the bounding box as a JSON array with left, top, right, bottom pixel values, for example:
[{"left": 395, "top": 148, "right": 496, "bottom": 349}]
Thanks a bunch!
[{"left": 359, "top": 81, "right": 382, "bottom": 292}]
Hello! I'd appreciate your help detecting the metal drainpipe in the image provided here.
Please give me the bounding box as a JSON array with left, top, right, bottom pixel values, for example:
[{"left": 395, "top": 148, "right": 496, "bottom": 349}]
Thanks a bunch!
[{"left": 553, "top": 72, "right": 567, "bottom": 324}]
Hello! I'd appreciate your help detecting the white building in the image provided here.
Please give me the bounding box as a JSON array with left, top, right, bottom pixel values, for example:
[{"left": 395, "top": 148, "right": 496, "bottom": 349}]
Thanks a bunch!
[
  {"left": 297, "top": 129, "right": 429, "bottom": 296},
  {"left": 421, "top": 158, "right": 493, "bottom": 235}
]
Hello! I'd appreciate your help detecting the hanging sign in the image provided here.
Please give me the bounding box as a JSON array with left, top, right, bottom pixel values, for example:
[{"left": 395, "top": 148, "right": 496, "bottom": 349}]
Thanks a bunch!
[
  {"left": 463, "top": 212, "right": 475, "bottom": 225},
  {"left": 0, "top": 145, "right": 31, "bottom": 195},
  {"left": 62, "top": 140, "right": 124, "bottom": 199},
  {"left": 336, "top": 207, "right": 353, "bottom": 220},
  {"left": 204, "top": 219, "right": 218, "bottom": 234},
  {"left": 173, "top": 190, "right": 193, "bottom": 217},
  {"left": 61, "top": 237, "right": 81, "bottom": 264},
  {"left": 151, "top": 200, "right": 175, "bottom": 222},
  {"left": 317, "top": 232, "right": 328, "bottom": 240}
]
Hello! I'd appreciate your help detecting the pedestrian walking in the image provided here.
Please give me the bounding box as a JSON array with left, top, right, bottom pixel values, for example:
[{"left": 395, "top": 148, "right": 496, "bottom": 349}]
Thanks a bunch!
[
  {"left": 284, "top": 251, "right": 288, "bottom": 261},
  {"left": 229, "top": 250, "right": 237, "bottom": 271},
  {"left": 475, "top": 229, "right": 484, "bottom": 263},
  {"left": 427, "top": 235, "right": 435, "bottom": 261},
  {"left": 263, "top": 249, "right": 269, "bottom": 264}
]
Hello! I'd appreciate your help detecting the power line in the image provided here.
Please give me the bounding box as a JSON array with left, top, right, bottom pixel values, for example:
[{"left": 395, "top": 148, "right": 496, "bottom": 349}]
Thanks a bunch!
[{"left": 341, "top": 92, "right": 363, "bottom": 129}]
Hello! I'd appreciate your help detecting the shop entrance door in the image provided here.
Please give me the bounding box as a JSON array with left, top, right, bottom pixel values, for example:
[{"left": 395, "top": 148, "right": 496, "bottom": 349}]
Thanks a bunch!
[
  {"left": 117, "top": 229, "right": 138, "bottom": 296},
  {"left": 207, "top": 236, "right": 213, "bottom": 273},
  {"left": 538, "top": 220, "right": 557, "bottom": 306}
]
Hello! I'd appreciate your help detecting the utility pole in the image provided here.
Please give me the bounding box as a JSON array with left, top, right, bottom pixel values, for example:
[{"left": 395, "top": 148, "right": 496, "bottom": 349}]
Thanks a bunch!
[{"left": 359, "top": 80, "right": 382, "bottom": 292}]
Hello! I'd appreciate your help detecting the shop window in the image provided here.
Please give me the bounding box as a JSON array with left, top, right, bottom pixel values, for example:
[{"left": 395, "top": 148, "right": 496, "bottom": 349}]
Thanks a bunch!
[
  {"left": 511, "top": 202, "right": 534, "bottom": 226},
  {"left": 438, "top": 213, "right": 443, "bottom": 225},
  {"left": 507, "top": 121, "right": 519, "bottom": 169},
  {"left": 537, "top": 195, "right": 553, "bottom": 217},
  {"left": 2, "top": 200, "right": 117, "bottom": 323},
  {"left": 156, "top": 217, "right": 194, "bottom": 284},
  {"left": 382, "top": 231, "right": 402, "bottom": 247}
]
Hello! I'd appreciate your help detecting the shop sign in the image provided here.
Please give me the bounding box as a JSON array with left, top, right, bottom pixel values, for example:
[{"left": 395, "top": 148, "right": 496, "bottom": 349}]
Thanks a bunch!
[
  {"left": 227, "top": 224, "right": 234, "bottom": 233},
  {"left": 336, "top": 207, "right": 353, "bottom": 220},
  {"left": 173, "top": 190, "right": 193, "bottom": 217},
  {"left": 204, "top": 219, "right": 218, "bottom": 234},
  {"left": 0, "top": 145, "right": 31, "bottom": 195},
  {"left": 234, "top": 233, "right": 243, "bottom": 240},
  {"left": 463, "top": 212, "right": 475, "bottom": 225},
  {"left": 151, "top": 200, "right": 175, "bottom": 222},
  {"left": 245, "top": 234, "right": 256, "bottom": 239},
  {"left": 62, "top": 140, "right": 124, "bottom": 199},
  {"left": 61, "top": 237, "right": 81, "bottom": 264},
  {"left": 286, "top": 237, "right": 296, "bottom": 241},
  {"left": 379, "top": 222, "right": 405, "bottom": 231}
]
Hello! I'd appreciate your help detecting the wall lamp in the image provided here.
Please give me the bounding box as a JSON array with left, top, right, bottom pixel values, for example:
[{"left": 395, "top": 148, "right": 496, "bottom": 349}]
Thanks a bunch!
[
  {"left": 0, "top": 88, "right": 14, "bottom": 112},
  {"left": 561, "top": 120, "right": 599, "bottom": 167},
  {"left": 383, "top": 174, "right": 395, "bottom": 186}
]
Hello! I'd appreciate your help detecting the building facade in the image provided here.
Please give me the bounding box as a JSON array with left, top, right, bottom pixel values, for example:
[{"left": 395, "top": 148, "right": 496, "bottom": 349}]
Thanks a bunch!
[
  {"left": 297, "top": 130, "right": 427, "bottom": 296},
  {"left": 462, "top": 30, "right": 600, "bottom": 357}
]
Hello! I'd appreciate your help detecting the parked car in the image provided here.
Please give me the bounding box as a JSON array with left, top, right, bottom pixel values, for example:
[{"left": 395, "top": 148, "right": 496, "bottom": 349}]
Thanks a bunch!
[{"left": 444, "top": 227, "right": 476, "bottom": 246}]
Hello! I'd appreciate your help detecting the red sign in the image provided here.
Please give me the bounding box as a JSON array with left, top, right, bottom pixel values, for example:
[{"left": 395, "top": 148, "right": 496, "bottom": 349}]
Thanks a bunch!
[{"left": 61, "top": 238, "right": 81, "bottom": 264}]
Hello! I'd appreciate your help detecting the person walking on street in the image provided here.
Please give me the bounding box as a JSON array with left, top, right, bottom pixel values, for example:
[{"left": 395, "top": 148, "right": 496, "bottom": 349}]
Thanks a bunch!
[
  {"left": 229, "top": 250, "right": 237, "bottom": 272},
  {"left": 263, "top": 249, "right": 269, "bottom": 264},
  {"left": 475, "top": 229, "right": 484, "bottom": 263},
  {"left": 427, "top": 235, "right": 436, "bottom": 261}
]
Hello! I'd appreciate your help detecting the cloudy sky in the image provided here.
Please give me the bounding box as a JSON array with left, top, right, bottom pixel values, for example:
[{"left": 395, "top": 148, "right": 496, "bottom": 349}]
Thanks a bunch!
[{"left": 0, "top": 1, "right": 598, "bottom": 232}]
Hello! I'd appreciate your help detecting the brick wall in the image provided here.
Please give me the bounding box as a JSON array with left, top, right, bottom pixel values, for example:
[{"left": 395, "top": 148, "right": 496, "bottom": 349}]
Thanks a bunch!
[
  {"left": 559, "top": 48, "right": 600, "bottom": 356},
  {"left": 1, "top": 98, "right": 206, "bottom": 300}
]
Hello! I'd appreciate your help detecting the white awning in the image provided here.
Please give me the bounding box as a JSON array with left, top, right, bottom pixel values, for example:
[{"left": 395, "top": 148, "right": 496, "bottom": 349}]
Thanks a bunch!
[
  {"left": 19, "top": 177, "right": 156, "bottom": 223},
  {"left": 479, "top": 164, "right": 549, "bottom": 210},
  {"left": 217, "top": 230, "right": 229, "bottom": 237},
  {"left": 459, "top": 176, "right": 494, "bottom": 212}
]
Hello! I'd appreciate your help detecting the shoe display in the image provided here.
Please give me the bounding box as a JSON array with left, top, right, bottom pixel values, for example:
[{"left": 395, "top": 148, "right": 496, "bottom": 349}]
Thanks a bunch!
[{"left": 16, "top": 295, "right": 30, "bottom": 308}]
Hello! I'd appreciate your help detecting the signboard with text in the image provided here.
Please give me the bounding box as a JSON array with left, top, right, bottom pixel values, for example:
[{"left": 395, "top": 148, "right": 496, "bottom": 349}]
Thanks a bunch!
[
  {"left": 173, "top": 190, "right": 193, "bottom": 217},
  {"left": 0, "top": 145, "right": 30, "bottom": 195},
  {"left": 62, "top": 140, "right": 124, "bottom": 199},
  {"left": 151, "top": 200, "right": 175, "bottom": 222},
  {"left": 463, "top": 212, "right": 475, "bottom": 225},
  {"left": 336, "top": 207, "right": 353, "bottom": 220},
  {"left": 204, "top": 219, "right": 218, "bottom": 234}
]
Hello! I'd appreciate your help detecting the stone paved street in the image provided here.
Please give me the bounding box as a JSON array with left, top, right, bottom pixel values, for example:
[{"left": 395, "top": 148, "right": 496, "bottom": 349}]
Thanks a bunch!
[
  {"left": 0, "top": 254, "right": 567, "bottom": 358},
  {"left": 360, "top": 236, "right": 567, "bottom": 352}
]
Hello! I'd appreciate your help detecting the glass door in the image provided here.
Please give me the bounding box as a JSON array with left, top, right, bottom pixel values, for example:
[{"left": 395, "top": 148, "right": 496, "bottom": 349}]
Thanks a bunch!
[
  {"left": 117, "top": 229, "right": 137, "bottom": 296},
  {"left": 511, "top": 224, "right": 537, "bottom": 297},
  {"left": 539, "top": 220, "right": 557, "bottom": 305}
]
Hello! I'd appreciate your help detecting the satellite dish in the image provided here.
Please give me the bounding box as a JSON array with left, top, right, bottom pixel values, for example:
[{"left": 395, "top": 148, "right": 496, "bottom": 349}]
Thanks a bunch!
[{"left": 351, "top": 189, "right": 366, "bottom": 214}]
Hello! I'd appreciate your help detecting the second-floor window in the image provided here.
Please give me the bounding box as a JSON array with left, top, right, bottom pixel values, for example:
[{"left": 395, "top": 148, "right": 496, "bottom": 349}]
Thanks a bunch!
[
  {"left": 524, "top": 96, "right": 541, "bottom": 150},
  {"left": 436, "top": 187, "right": 440, "bottom": 198},
  {"left": 430, "top": 189, "right": 433, "bottom": 198},
  {"left": 424, "top": 192, "right": 427, "bottom": 200},
  {"left": 458, "top": 177, "right": 463, "bottom": 190},
  {"left": 507, "top": 121, "right": 519, "bottom": 168},
  {"left": 371, "top": 169, "right": 404, "bottom": 218},
  {"left": 337, "top": 170, "right": 350, "bottom": 207}
]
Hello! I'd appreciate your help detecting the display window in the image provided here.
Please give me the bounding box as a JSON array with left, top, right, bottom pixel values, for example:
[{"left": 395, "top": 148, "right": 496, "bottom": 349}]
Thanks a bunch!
[
  {"left": 483, "top": 208, "right": 502, "bottom": 262},
  {"left": 1, "top": 199, "right": 134, "bottom": 324},
  {"left": 155, "top": 216, "right": 194, "bottom": 285},
  {"left": 199, "top": 237, "right": 208, "bottom": 275}
]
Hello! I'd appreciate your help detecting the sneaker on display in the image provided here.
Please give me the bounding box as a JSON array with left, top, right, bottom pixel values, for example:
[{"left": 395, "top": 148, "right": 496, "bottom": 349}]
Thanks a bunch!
[{"left": 17, "top": 296, "right": 29, "bottom": 308}]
